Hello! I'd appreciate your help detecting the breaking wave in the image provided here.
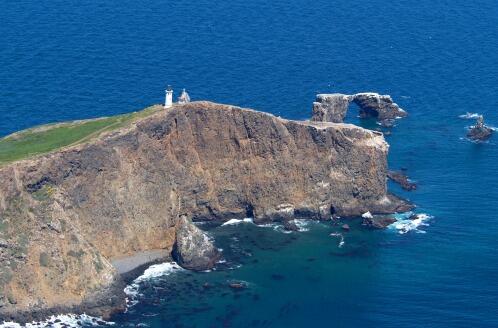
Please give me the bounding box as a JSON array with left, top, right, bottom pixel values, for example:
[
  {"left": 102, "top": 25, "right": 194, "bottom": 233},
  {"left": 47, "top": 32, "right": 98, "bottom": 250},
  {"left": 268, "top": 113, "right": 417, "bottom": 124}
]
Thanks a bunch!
[
  {"left": 388, "top": 212, "right": 432, "bottom": 234},
  {"left": 459, "top": 112, "right": 480, "bottom": 119},
  {"left": 124, "top": 262, "right": 184, "bottom": 307},
  {"left": 258, "top": 219, "right": 312, "bottom": 233},
  {"left": 293, "top": 219, "right": 311, "bottom": 232},
  {"left": 221, "top": 218, "right": 254, "bottom": 226},
  {"left": 221, "top": 217, "right": 315, "bottom": 233},
  {"left": 330, "top": 232, "right": 345, "bottom": 248},
  {"left": 0, "top": 314, "right": 113, "bottom": 328}
]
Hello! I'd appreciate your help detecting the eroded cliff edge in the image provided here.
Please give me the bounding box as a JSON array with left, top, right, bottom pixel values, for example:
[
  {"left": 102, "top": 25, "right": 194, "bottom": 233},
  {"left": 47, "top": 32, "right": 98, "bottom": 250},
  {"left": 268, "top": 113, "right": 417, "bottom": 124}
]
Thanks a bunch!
[{"left": 0, "top": 101, "right": 410, "bottom": 321}]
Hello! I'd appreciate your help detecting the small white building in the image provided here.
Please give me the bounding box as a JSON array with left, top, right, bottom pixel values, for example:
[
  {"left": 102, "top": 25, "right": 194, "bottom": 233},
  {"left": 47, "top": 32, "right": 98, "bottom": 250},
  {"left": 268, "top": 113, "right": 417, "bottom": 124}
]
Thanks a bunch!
[{"left": 178, "top": 88, "right": 191, "bottom": 104}]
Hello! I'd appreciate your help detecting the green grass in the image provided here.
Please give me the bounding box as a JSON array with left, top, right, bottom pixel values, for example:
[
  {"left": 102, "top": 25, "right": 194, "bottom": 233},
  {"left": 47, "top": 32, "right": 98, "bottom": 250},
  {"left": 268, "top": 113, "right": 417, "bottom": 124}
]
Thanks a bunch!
[{"left": 0, "top": 105, "right": 162, "bottom": 165}]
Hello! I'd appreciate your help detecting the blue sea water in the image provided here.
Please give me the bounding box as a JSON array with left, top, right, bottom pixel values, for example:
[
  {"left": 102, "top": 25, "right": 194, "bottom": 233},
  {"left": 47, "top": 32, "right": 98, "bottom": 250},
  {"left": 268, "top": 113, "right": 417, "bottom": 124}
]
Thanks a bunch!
[{"left": 1, "top": 0, "right": 498, "bottom": 327}]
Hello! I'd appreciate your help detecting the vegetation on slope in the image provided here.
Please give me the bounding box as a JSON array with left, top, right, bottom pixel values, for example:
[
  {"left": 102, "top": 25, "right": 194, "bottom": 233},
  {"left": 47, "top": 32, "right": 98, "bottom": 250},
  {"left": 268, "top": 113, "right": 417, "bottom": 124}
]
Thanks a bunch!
[{"left": 0, "top": 105, "right": 162, "bottom": 165}]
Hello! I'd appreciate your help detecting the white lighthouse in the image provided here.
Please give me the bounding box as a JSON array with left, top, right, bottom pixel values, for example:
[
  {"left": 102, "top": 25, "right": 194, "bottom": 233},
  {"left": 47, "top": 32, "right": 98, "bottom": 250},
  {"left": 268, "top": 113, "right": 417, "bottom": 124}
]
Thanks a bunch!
[{"left": 164, "top": 85, "right": 173, "bottom": 109}]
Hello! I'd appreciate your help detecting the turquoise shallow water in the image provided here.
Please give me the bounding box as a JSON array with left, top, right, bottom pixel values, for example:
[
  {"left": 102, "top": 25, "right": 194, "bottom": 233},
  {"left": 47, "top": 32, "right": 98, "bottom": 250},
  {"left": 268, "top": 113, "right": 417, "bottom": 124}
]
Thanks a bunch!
[
  {"left": 1, "top": 0, "right": 498, "bottom": 327},
  {"left": 116, "top": 219, "right": 436, "bottom": 327}
]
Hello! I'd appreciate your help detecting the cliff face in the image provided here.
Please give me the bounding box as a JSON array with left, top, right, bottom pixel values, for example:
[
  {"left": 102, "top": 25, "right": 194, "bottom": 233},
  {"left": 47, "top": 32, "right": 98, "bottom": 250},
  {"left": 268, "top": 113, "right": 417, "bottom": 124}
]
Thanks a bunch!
[{"left": 0, "top": 101, "right": 409, "bottom": 321}]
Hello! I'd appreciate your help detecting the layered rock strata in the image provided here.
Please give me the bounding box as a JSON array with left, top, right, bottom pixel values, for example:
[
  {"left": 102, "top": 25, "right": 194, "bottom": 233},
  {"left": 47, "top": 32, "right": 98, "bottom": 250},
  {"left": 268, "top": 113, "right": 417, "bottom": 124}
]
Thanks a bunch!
[{"left": 0, "top": 101, "right": 410, "bottom": 322}]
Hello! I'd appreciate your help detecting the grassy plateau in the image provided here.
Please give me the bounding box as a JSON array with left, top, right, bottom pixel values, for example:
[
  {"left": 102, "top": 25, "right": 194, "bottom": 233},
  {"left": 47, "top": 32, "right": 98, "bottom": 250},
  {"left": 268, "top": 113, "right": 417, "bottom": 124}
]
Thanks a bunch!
[{"left": 0, "top": 105, "right": 162, "bottom": 166}]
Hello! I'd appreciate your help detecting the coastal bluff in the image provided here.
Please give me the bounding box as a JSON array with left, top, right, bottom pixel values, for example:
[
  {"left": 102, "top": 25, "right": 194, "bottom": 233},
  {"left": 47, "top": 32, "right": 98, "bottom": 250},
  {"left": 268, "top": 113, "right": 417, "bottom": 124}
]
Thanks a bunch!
[{"left": 0, "top": 101, "right": 410, "bottom": 322}]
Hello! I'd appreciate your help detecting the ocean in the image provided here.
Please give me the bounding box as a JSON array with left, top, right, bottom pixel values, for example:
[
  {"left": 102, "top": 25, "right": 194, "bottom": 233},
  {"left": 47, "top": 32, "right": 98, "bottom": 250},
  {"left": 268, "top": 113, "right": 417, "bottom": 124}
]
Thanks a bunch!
[{"left": 1, "top": 0, "right": 498, "bottom": 327}]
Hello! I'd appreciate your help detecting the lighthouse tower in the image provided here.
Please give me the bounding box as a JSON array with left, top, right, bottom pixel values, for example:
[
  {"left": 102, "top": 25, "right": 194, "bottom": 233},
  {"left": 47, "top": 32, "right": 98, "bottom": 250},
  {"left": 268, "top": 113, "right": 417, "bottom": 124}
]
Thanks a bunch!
[{"left": 164, "top": 85, "right": 173, "bottom": 109}]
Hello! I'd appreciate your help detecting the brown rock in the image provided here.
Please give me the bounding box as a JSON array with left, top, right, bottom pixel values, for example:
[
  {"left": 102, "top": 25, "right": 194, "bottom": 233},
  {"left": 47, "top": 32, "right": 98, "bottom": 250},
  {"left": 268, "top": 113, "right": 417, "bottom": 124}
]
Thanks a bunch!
[
  {"left": 362, "top": 215, "right": 397, "bottom": 229},
  {"left": 311, "top": 94, "right": 352, "bottom": 123},
  {"left": 172, "top": 216, "right": 220, "bottom": 271},
  {"left": 353, "top": 93, "right": 407, "bottom": 121},
  {"left": 0, "top": 101, "right": 412, "bottom": 321},
  {"left": 283, "top": 220, "right": 299, "bottom": 232},
  {"left": 387, "top": 170, "right": 417, "bottom": 191},
  {"left": 311, "top": 92, "right": 407, "bottom": 123},
  {"left": 467, "top": 116, "right": 493, "bottom": 141}
]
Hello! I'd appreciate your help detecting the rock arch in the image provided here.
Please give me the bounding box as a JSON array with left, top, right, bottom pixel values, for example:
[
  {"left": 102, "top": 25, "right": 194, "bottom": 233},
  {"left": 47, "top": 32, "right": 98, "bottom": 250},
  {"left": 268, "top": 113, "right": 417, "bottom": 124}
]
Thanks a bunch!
[{"left": 311, "top": 93, "right": 407, "bottom": 124}]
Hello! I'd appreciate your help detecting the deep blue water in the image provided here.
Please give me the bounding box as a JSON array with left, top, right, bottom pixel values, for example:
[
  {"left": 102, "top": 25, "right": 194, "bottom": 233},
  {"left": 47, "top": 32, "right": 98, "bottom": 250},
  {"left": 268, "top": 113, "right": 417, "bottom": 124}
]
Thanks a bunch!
[{"left": 1, "top": 0, "right": 498, "bottom": 327}]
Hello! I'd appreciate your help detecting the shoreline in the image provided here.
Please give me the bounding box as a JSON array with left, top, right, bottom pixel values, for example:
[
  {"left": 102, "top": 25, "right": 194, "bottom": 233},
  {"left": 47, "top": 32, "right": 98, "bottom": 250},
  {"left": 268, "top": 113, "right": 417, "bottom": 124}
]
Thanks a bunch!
[
  {"left": 0, "top": 210, "right": 420, "bottom": 324},
  {"left": 0, "top": 250, "right": 171, "bottom": 324},
  {"left": 111, "top": 249, "right": 171, "bottom": 281}
]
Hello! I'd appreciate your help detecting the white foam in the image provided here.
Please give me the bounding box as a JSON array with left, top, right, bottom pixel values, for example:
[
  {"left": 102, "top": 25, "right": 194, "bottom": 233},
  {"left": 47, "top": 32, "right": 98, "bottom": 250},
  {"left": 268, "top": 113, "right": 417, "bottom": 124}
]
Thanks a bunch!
[
  {"left": 330, "top": 232, "right": 345, "bottom": 248},
  {"left": 388, "top": 213, "right": 432, "bottom": 234},
  {"left": 293, "top": 219, "right": 311, "bottom": 232},
  {"left": 256, "top": 222, "right": 279, "bottom": 229},
  {"left": 221, "top": 218, "right": 254, "bottom": 226},
  {"left": 362, "top": 211, "right": 373, "bottom": 219},
  {"left": 257, "top": 220, "right": 313, "bottom": 233},
  {"left": 1, "top": 314, "right": 114, "bottom": 328},
  {"left": 459, "top": 112, "right": 480, "bottom": 119},
  {"left": 124, "top": 262, "right": 183, "bottom": 307},
  {"left": 257, "top": 222, "right": 288, "bottom": 233}
]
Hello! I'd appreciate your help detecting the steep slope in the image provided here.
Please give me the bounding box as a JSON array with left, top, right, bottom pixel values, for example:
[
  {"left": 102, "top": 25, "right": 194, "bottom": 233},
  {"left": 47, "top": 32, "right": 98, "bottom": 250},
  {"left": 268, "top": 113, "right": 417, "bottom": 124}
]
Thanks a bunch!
[{"left": 0, "top": 101, "right": 410, "bottom": 321}]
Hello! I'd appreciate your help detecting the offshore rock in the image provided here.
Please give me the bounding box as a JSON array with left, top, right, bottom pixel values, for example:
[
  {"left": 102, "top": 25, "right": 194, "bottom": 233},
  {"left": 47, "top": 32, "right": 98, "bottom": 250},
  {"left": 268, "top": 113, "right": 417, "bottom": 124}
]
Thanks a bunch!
[
  {"left": 467, "top": 115, "right": 493, "bottom": 141},
  {"left": 172, "top": 216, "right": 220, "bottom": 271},
  {"left": 467, "top": 126, "right": 492, "bottom": 141},
  {"left": 353, "top": 93, "right": 407, "bottom": 121},
  {"left": 362, "top": 214, "right": 397, "bottom": 229},
  {"left": 312, "top": 94, "right": 353, "bottom": 123},
  {"left": 387, "top": 170, "right": 417, "bottom": 191},
  {"left": 0, "top": 101, "right": 411, "bottom": 321},
  {"left": 311, "top": 92, "right": 407, "bottom": 124}
]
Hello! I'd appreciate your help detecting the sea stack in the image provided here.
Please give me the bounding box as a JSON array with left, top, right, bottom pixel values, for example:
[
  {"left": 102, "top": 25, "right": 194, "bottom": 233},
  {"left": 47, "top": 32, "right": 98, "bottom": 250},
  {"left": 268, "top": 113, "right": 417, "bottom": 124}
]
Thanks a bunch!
[
  {"left": 172, "top": 216, "right": 220, "bottom": 271},
  {"left": 467, "top": 115, "right": 493, "bottom": 141},
  {"left": 311, "top": 92, "right": 407, "bottom": 125}
]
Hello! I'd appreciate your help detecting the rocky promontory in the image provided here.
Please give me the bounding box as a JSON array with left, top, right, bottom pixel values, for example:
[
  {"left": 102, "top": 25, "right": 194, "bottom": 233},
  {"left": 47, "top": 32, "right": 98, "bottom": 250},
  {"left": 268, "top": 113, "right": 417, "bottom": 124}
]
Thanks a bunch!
[
  {"left": 0, "top": 101, "right": 411, "bottom": 322},
  {"left": 312, "top": 92, "right": 407, "bottom": 124}
]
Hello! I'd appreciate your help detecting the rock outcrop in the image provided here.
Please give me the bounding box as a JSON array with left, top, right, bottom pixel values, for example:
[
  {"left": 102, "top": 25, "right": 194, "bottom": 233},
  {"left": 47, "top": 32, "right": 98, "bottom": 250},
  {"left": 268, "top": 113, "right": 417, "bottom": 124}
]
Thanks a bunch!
[
  {"left": 311, "top": 92, "right": 407, "bottom": 124},
  {"left": 353, "top": 93, "right": 406, "bottom": 121},
  {"left": 387, "top": 170, "right": 417, "bottom": 191},
  {"left": 362, "top": 212, "right": 397, "bottom": 229},
  {"left": 172, "top": 216, "right": 220, "bottom": 271},
  {"left": 0, "top": 101, "right": 411, "bottom": 322},
  {"left": 312, "top": 94, "right": 352, "bottom": 123},
  {"left": 467, "top": 115, "right": 493, "bottom": 141}
]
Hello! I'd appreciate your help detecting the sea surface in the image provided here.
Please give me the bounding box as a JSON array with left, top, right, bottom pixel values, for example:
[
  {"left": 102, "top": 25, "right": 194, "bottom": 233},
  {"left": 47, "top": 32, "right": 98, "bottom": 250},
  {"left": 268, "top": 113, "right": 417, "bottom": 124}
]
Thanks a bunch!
[{"left": 1, "top": 0, "right": 498, "bottom": 327}]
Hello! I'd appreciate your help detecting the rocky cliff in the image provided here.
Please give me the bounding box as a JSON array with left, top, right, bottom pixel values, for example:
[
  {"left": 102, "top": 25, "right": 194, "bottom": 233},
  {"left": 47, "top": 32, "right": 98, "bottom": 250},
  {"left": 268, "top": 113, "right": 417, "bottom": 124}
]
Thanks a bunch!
[
  {"left": 312, "top": 92, "right": 407, "bottom": 124},
  {"left": 0, "top": 101, "right": 410, "bottom": 321}
]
